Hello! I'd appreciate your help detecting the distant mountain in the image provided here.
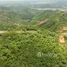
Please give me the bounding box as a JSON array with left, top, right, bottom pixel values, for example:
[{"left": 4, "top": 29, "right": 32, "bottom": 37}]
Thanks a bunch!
[
  {"left": 0, "top": 0, "right": 67, "bottom": 9},
  {"left": 30, "top": 0, "right": 67, "bottom": 8}
]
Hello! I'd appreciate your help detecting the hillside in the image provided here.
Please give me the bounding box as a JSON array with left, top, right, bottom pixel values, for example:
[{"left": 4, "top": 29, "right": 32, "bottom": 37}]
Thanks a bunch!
[
  {"left": 0, "top": 7, "right": 40, "bottom": 30},
  {"left": 0, "top": 7, "right": 39, "bottom": 23},
  {"left": 0, "top": 7, "right": 67, "bottom": 32},
  {"left": 0, "top": 6, "right": 67, "bottom": 67},
  {"left": 0, "top": 29, "right": 67, "bottom": 67},
  {"left": 31, "top": 10, "right": 67, "bottom": 31}
]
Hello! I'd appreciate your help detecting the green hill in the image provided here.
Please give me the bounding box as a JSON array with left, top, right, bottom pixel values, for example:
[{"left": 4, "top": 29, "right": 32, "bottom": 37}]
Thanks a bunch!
[
  {"left": 31, "top": 10, "right": 67, "bottom": 31},
  {"left": 0, "top": 7, "right": 40, "bottom": 30},
  {"left": 0, "top": 6, "right": 67, "bottom": 67}
]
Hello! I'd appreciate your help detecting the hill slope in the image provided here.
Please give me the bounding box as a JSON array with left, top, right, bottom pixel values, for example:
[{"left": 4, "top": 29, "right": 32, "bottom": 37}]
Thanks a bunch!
[
  {"left": 0, "top": 7, "right": 67, "bottom": 67},
  {"left": 30, "top": 10, "right": 67, "bottom": 31}
]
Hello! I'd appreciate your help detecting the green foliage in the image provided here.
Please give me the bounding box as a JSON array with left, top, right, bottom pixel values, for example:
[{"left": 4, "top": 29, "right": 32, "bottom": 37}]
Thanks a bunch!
[
  {"left": 31, "top": 10, "right": 67, "bottom": 31},
  {"left": 0, "top": 6, "right": 67, "bottom": 67},
  {"left": 64, "top": 35, "right": 67, "bottom": 40},
  {"left": 0, "top": 29, "right": 67, "bottom": 67}
]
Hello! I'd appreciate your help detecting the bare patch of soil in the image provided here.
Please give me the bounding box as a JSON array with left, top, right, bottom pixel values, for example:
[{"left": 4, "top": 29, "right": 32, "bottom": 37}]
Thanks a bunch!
[
  {"left": 59, "top": 35, "right": 65, "bottom": 43},
  {"left": 37, "top": 19, "right": 48, "bottom": 25}
]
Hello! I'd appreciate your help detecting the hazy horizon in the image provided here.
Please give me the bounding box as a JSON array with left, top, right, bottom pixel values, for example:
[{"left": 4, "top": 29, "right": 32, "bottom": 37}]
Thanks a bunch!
[{"left": 0, "top": 0, "right": 66, "bottom": 2}]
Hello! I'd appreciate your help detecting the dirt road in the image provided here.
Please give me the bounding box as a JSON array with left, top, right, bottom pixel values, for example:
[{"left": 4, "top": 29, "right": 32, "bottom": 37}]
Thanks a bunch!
[{"left": 0, "top": 31, "right": 37, "bottom": 34}]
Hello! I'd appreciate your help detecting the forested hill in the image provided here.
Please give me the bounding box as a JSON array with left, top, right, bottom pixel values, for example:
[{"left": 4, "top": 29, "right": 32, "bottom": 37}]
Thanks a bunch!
[
  {"left": 0, "top": 5, "right": 67, "bottom": 67},
  {"left": 0, "top": 6, "right": 67, "bottom": 32},
  {"left": 30, "top": 10, "right": 67, "bottom": 31},
  {"left": 0, "top": 6, "right": 40, "bottom": 24}
]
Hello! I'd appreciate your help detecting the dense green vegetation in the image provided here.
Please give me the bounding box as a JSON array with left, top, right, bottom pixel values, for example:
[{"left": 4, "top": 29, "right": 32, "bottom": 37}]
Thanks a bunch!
[
  {"left": 0, "top": 29, "right": 67, "bottom": 67},
  {"left": 0, "top": 6, "right": 67, "bottom": 67},
  {"left": 31, "top": 10, "right": 67, "bottom": 31},
  {"left": 0, "top": 6, "right": 41, "bottom": 30}
]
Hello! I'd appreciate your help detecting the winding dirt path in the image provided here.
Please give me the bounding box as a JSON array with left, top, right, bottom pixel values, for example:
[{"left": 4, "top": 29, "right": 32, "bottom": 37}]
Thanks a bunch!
[
  {"left": 0, "top": 31, "right": 9, "bottom": 34},
  {"left": 0, "top": 31, "right": 37, "bottom": 34}
]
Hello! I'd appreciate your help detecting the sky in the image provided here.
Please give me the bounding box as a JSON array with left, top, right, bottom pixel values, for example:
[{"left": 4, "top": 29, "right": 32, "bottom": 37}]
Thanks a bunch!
[
  {"left": 0, "top": 0, "right": 60, "bottom": 1},
  {"left": 0, "top": 0, "right": 66, "bottom": 2}
]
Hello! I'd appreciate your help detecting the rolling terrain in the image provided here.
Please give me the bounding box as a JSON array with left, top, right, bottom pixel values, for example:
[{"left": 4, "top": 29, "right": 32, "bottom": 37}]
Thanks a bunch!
[{"left": 0, "top": 6, "right": 67, "bottom": 67}]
